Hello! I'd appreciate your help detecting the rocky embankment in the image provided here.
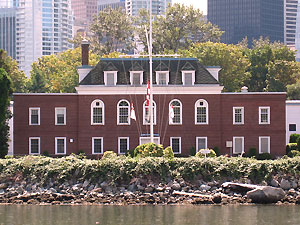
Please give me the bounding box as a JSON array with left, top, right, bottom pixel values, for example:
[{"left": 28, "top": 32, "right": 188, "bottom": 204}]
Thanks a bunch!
[{"left": 0, "top": 177, "right": 300, "bottom": 205}]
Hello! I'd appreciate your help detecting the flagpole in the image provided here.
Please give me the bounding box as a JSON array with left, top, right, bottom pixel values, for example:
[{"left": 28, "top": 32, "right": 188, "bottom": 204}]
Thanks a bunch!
[{"left": 149, "top": 0, "right": 154, "bottom": 143}]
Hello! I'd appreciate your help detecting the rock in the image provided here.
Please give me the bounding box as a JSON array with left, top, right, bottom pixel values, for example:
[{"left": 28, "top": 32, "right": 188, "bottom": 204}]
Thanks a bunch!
[
  {"left": 247, "top": 186, "right": 285, "bottom": 203},
  {"left": 295, "top": 195, "right": 300, "bottom": 204},
  {"left": 222, "top": 182, "right": 259, "bottom": 193},
  {"left": 280, "top": 179, "right": 291, "bottom": 190},
  {"left": 171, "top": 183, "right": 181, "bottom": 191},
  {"left": 291, "top": 180, "right": 298, "bottom": 189},
  {"left": 200, "top": 184, "right": 211, "bottom": 191},
  {"left": 0, "top": 183, "right": 8, "bottom": 189},
  {"left": 270, "top": 179, "right": 279, "bottom": 187},
  {"left": 88, "top": 185, "right": 95, "bottom": 192},
  {"left": 100, "top": 181, "right": 108, "bottom": 189},
  {"left": 212, "top": 194, "right": 222, "bottom": 204},
  {"left": 156, "top": 186, "right": 164, "bottom": 192},
  {"left": 16, "top": 187, "right": 24, "bottom": 195},
  {"left": 191, "top": 197, "right": 213, "bottom": 204},
  {"left": 82, "top": 180, "right": 89, "bottom": 188},
  {"left": 128, "top": 184, "right": 136, "bottom": 192},
  {"left": 137, "top": 185, "right": 145, "bottom": 191},
  {"left": 144, "top": 186, "right": 154, "bottom": 193}
]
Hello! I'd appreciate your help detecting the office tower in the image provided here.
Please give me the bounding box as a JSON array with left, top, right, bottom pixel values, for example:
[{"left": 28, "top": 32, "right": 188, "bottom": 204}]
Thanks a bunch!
[
  {"left": 208, "top": 0, "right": 284, "bottom": 44},
  {"left": 285, "top": 0, "right": 298, "bottom": 46},
  {"left": 0, "top": 7, "right": 16, "bottom": 58},
  {"left": 98, "top": 0, "right": 125, "bottom": 11},
  {"left": 16, "top": 0, "right": 73, "bottom": 77},
  {"left": 125, "top": 0, "right": 172, "bottom": 16},
  {"left": 295, "top": 1, "right": 300, "bottom": 61}
]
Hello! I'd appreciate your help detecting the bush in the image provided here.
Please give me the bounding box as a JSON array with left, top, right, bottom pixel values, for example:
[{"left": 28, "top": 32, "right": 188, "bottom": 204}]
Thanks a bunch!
[
  {"left": 213, "top": 146, "right": 220, "bottom": 156},
  {"left": 163, "top": 146, "right": 174, "bottom": 159},
  {"left": 288, "top": 150, "right": 300, "bottom": 158},
  {"left": 248, "top": 147, "right": 257, "bottom": 158},
  {"left": 195, "top": 149, "right": 216, "bottom": 158},
  {"left": 289, "top": 134, "right": 300, "bottom": 143},
  {"left": 189, "top": 146, "right": 196, "bottom": 156},
  {"left": 298, "top": 139, "right": 300, "bottom": 151},
  {"left": 126, "top": 149, "right": 135, "bottom": 158},
  {"left": 102, "top": 151, "right": 117, "bottom": 159},
  {"left": 134, "top": 143, "right": 163, "bottom": 157},
  {"left": 286, "top": 143, "right": 297, "bottom": 155},
  {"left": 256, "top": 153, "right": 272, "bottom": 160},
  {"left": 42, "top": 151, "right": 50, "bottom": 157}
]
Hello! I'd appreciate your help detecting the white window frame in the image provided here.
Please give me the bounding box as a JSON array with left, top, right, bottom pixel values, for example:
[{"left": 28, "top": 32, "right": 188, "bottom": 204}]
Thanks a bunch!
[
  {"left": 155, "top": 71, "right": 169, "bottom": 85},
  {"left": 233, "top": 107, "right": 244, "bottom": 125},
  {"left": 55, "top": 137, "right": 66, "bottom": 155},
  {"left": 233, "top": 136, "right": 244, "bottom": 154},
  {"left": 259, "top": 106, "right": 270, "bottom": 124},
  {"left": 118, "top": 137, "right": 129, "bottom": 154},
  {"left": 29, "top": 137, "right": 40, "bottom": 155},
  {"left": 169, "top": 99, "right": 182, "bottom": 125},
  {"left": 130, "top": 71, "right": 143, "bottom": 85},
  {"left": 92, "top": 137, "right": 104, "bottom": 154},
  {"left": 55, "top": 107, "right": 66, "bottom": 125},
  {"left": 104, "top": 71, "right": 117, "bottom": 86},
  {"left": 117, "top": 99, "right": 130, "bottom": 125},
  {"left": 29, "top": 107, "right": 40, "bottom": 125},
  {"left": 170, "top": 137, "right": 181, "bottom": 154},
  {"left": 91, "top": 99, "right": 105, "bottom": 125},
  {"left": 196, "top": 137, "right": 207, "bottom": 152},
  {"left": 143, "top": 100, "right": 157, "bottom": 125},
  {"left": 182, "top": 70, "right": 195, "bottom": 85},
  {"left": 259, "top": 136, "right": 271, "bottom": 154},
  {"left": 139, "top": 137, "right": 160, "bottom": 145},
  {"left": 195, "top": 99, "right": 209, "bottom": 125}
]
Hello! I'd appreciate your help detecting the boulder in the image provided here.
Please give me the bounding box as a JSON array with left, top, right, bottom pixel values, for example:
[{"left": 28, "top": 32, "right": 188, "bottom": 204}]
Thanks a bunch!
[
  {"left": 280, "top": 179, "right": 291, "bottom": 190},
  {"left": 247, "top": 186, "right": 285, "bottom": 203},
  {"left": 270, "top": 179, "right": 279, "bottom": 187},
  {"left": 200, "top": 184, "right": 211, "bottom": 191},
  {"left": 222, "top": 182, "right": 259, "bottom": 193},
  {"left": 171, "top": 183, "right": 181, "bottom": 191}
]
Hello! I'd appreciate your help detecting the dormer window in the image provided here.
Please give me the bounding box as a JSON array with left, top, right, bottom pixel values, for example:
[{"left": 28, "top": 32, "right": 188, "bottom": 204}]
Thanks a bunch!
[
  {"left": 182, "top": 71, "right": 195, "bottom": 85},
  {"left": 104, "top": 71, "right": 117, "bottom": 86},
  {"left": 156, "top": 71, "right": 169, "bottom": 85},
  {"left": 130, "top": 71, "right": 143, "bottom": 86}
]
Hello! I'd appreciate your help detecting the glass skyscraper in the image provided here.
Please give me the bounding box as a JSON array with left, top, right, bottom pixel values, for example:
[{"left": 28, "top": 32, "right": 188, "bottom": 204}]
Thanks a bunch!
[
  {"left": 125, "top": 0, "right": 172, "bottom": 16},
  {"left": 0, "top": 7, "right": 16, "bottom": 58}
]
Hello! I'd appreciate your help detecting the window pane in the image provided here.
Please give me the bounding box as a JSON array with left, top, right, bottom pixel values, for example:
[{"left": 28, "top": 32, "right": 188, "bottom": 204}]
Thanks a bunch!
[
  {"left": 197, "top": 107, "right": 206, "bottom": 123},
  {"left": 30, "top": 139, "right": 39, "bottom": 154},
  {"left": 289, "top": 124, "right": 296, "bottom": 131},
  {"left": 56, "top": 139, "right": 65, "bottom": 154},
  {"left": 184, "top": 73, "right": 193, "bottom": 85},
  {"left": 197, "top": 138, "right": 206, "bottom": 150},
  {"left": 158, "top": 73, "right": 166, "bottom": 85},
  {"left": 93, "top": 107, "right": 103, "bottom": 123},
  {"left": 93, "top": 139, "right": 102, "bottom": 153},
  {"left": 260, "top": 108, "right": 269, "bottom": 123},
  {"left": 31, "top": 109, "right": 39, "bottom": 124},
  {"left": 132, "top": 73, "right": 140, "bottom": 85},
  {"left": 171, "top": 101, "right": 181, "bottom": 124},
  {"left": 260, "top": 138, "right": 269, "bottom": 153},
  {"left": 234, "top": 108, "right": 242, "bottom": 123},
  {"left": 171, "top": 138, "right": 180, "bottom": 153},
  {"left": 106, "top": 73, "right": 115, "bottom": 85},
  {"left": 119, "top": 107, "right": 129, "bottom": 124},
  {"left": 56, "top": 109, "right": 65, "bottom": 124},
  {"left": 119, "top": 138, "right": 128, "bottom": 154},
  {"left": 234, "top": 138, "right": 243, "bottom": 153}
]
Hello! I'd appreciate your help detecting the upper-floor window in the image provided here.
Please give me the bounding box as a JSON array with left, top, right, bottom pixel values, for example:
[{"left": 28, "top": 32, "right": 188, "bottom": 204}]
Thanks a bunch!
[
  {"left": 233, "top": 107, "right": 244, "bottom": 125},
  {"left": 156, "top": 71, "right": 169, "bottom": 85},
  {"left": 29, "top": 137, "right": 40, "bottom": 155},
  {"left": 117, "top": 100, "right": 130, "bottom": 125},
  {"left": 130, "top": 71, "right": 143, "bottom": 86},
  {"left": 55, "top": 137, "right": 66, "bottom": 155},
  {"left": 259, "top": 107, "right": 270, "bottom": 124},
  {"left": 91, "top": 100, "right": 105, "bottom": 125},
  {"left": 182, "top": 71, "right": 195, "bottom": 85},
  {"left": 29, "top": 107, "right": 40, "bottom": 125},
  {"left": 143, "top": 100, "right": 156, "bottom": 125},
  {"left": 195, "top": 99, "right": 208, "bottom": 124},
  {"left": 55, "top": 107, "right": 66, "bottom": 125},
  {"left": 92, "top": 137, "right": 103, "bottom": 154},
  {"left": 169, "top": 99, "right": 182, "bottom": 125},
  {"left": 170, "top": 137, "right": 181, "bottom": 154},
  {"left": 104, "top": 71, "right": 117, "bottom": 86},
  {"left": 118, "top": 137, "right": 129, "bottom": 154}
]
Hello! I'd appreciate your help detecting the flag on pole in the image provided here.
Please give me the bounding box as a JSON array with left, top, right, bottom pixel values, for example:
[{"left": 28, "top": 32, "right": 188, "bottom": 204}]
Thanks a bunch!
[
  {"left": 169, "top": 104, "right": 174, "bottom": 119},
  {"left": 146, "top": 80, "right": 150, "bottom": 106},
  {"left": 130, "top": 103, "right": 136, "bottom": 121}
]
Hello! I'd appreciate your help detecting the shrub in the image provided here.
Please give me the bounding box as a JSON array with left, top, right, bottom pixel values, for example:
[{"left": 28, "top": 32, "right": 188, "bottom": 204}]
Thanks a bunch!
[
  {"left": 248, "top": 147, "right": 257, "bottom": 158},
  {"left": 195, "top": 149, "right": 216, "bottom": 158},
  {"left": 126, "top": 149, "right": 135, "bottom": 158},
  {"left": 213, "top": 146, "right": 220, "bottom": 156},
  {"left": 134, "top": 143, "right": 163, "bottom": 157},
  {"left": 189, "top": 146, "right": 196, "bottom": 156},
  {"left": 288, "top": 150, "right": 300, "bottom": 158},
  {"left": 102, "top": 151, "right": 117, "bottom": 159},
  {"left": 42, "top": 151, "right": 50, "bottom": 157},
  {"left": 290, "top": 134, "right": 300, "bottom": 143},
  {"left": 163, "top": 146, "right": 174, "bottom": 159},
  {"left": 286, "top": 143, "right": 297, "bottom": 155},
  {"left": 298, "top": 139, "right": 300, "bottom": 151},
  {"left": 256, "top": 153, "right": 272, "bottom": 160}
]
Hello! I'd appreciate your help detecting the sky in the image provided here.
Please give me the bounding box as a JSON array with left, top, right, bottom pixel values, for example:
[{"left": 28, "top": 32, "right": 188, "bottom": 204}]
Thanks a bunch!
[{"left": 173, "top": 0, "right": 207, "bottom": 14}]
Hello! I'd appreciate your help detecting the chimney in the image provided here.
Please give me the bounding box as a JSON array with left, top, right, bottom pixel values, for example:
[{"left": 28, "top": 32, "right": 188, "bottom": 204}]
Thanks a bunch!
[
  {"left": 206, "top": 67, "right": 221, "bottom": 81},
  {"left": 241, "top": 86, "right": 248, "bottom": 93},
  {"left": 81, "top": 39, "right": 89, "bottom": 66}
]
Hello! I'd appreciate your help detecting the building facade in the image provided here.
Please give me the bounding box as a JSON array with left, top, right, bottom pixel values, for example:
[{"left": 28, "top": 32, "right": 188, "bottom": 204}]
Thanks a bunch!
[
  {"left": 286, "top": 100, "right": 300, "bottom": 144},
  {"left": 285, "top": 0, "right": 297, "bottom": 46},
  {"left": 125, "top": 0, "right": 171, "bottom": 16},
  {"left": 98, "top": 0, "right": 125, "bottom": 12},
  {"left": 208, "top": 0, "right": 284, "bottom": 44}
]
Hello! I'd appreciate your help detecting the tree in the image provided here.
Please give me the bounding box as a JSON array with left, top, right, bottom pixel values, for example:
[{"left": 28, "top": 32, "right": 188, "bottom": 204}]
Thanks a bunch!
[
  {"left": 287, "top": 82, "right": 300, "bottom": 100},
  {"left": 27, "top": 48, "right": 99, "bottom": 93},
  {"left": 0, "top": 68, "right": 11, "bottom": 158},
  {"left": 135, "top": 4, "right": 224, "bottom": 53}
]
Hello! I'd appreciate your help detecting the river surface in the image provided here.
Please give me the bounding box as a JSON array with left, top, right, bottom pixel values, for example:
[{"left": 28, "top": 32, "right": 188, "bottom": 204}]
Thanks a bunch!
[{"left": 0, "top": 205, "right": 299, "bottom": 225}]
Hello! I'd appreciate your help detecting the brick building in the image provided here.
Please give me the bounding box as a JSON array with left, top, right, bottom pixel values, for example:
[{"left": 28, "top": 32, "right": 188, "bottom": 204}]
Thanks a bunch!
[{"left": 13, "top": 45, "right": 286, "bottom": 157}]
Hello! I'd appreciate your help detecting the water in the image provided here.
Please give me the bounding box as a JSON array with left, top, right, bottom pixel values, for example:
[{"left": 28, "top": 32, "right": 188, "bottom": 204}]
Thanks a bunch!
[{"left": 0, "top": 205, "right": 299, "bottom": 225}]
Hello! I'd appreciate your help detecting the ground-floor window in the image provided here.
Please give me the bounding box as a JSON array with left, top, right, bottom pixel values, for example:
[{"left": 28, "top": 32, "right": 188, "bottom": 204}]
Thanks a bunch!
[
  {"left": 118, "top": 137, "right": 129, "bottom": 154},
  {"left": 259, "top": 136, "right": 270, "bottom": 154},
  {"left": 55, "top": 137, "right": 66, "bottom": 155},
  {"left": 196, "top": 137, "right": 207, "bottom": 152},
  {"left": 170, "top": 137, "right": 181, "bottom": 154},
  {"left": 92, "top": 137, "right": 103, "bottom": 154},
  {"left": 233, "top": 137, "right": 244, "bottom": 154},
  {"left": 29, "top": 137, "right": 40, "bottom": 155}
]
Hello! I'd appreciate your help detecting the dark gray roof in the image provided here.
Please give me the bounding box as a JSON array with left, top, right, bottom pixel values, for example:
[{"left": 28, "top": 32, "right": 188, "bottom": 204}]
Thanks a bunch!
[{"left": 79, "top": 58, "right": 219, "bottom": 85}]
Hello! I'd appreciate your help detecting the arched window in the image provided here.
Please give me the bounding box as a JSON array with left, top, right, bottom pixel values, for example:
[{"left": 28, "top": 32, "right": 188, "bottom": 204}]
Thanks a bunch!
[
  {"left": 117, "top": 100, "right": 130, "bottom": 125},
  {"left": 143, "top": 100, "right": 156, "bottom": 125},
  {"left": 91, "top": 99, "right": 105, "bottom": 125},
  {"left": 169, "top": 99, "right": 182, "bottom": 124},
  {"left": 195, "top": 99, "right": 208, "bottom": 124}
]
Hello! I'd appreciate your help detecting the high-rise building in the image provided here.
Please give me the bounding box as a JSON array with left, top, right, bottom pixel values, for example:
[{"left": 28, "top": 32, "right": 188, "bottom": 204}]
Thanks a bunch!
[
  {"left": 16, "top": 0, "right": 73, "bottom": 76},
  {"left": 208, "top": 0, "right": 284, "bottom": 44},
  {"left": 295, "top": 1, "right": 300, "bottom": 61},
  {"left": 285, "top": 0, "right": 298, "bottom": 46},
  {"left": 125, "top": 0, "right": 172, "bottom": 16},
  {"left": 98, "top": 0, "right": 125, "bottom": 12}
]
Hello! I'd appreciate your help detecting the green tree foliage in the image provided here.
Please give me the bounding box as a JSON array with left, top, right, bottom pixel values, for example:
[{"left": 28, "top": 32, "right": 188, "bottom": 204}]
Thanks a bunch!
[
  {"left": 135, "top": 4, "right": 223, "bottom": 54},
  {"left": 27, "top": 48, "right": 99, "bottom": 93},
  {"left": 287, "top": 82, "right": 300, "bottom": 100},
  {"left": 0, "top": 68, "right": 12, "bottom": 158}
]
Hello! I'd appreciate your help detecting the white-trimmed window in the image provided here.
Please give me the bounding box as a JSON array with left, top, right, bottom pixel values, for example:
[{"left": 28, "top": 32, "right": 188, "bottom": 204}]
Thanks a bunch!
[
  {"left": 91, "top": 99, "right": 105, "bottom": 125},
  {"left": 104, "top": 71, "right": 117, "bottom": 86},
  {"left": 259, "top": 107, "right": 270, "bottom": 124},
  {"left": 92, "top": 137, "right": 103, "bottom": 154},
  {"left": 259, "top": 136, "right": 270, "bottom": 154},
  {"left": 233, "top": 107, "right": 244, "bottom": 125},
  {"left": 29, "top": 107, "right": 40, "bottom": 125},
  {"left": 233, "top": 137, "right": 244, "bottom": 154},
  {"left": 195, "top": 99, "right": 208, "bottom": 124},
  {"left": 55, "top": 107, "right": 66, "bottom": 125},
  {"left": 117, "top": 100, "right": 130, "bottom": 125},
  {"left": 118, "top": 137, "right": 129, "bottom": 154},
  {"left": 182, "top": 71, "right": 195, "bottom": 85},
  {"left": 170, "top": 137, "right": 181, "bottom": 154},
  {"left": 55, "top": 137, "right": 66, "bottom": 155},
  {"left": 169, "top": 99, "right": 182, "bottom": 125},
  {"left": 29, "top": 137, "right": 40, "bottom": 155},
  {"left": 196, "top": 137, "right": 207, "bottom": 152},
  {"left": 130, "top": 71, "right": 143, "bottom": 86},
  {"left": 143, "top": 100, "right": 156, "bottom": 125},
  {"left": 156, "top": 71, "right": 169, "bottom": 85}
]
